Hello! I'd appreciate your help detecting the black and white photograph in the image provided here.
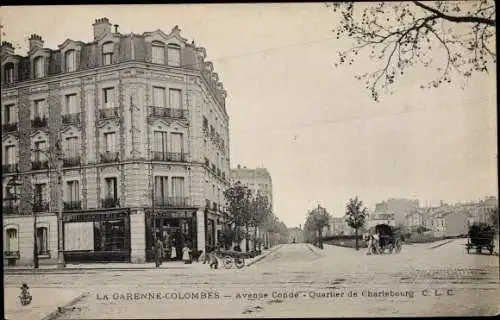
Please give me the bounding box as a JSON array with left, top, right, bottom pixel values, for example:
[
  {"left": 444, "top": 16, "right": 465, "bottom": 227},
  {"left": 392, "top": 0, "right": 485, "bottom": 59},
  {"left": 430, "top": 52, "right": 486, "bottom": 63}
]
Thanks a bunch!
[{"left": 1, "top": 2, "right": 498, "bottom": 319}]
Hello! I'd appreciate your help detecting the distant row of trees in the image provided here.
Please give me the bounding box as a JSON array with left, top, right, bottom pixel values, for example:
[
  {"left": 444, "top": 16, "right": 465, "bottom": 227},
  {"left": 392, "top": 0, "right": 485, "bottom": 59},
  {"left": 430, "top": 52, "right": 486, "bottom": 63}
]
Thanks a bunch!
[
  {"left": 304, "top": 196, "right": 368, "bottom": 250},
  {"left": 220, "top": 181, "right": 288, "bottom": 251}
]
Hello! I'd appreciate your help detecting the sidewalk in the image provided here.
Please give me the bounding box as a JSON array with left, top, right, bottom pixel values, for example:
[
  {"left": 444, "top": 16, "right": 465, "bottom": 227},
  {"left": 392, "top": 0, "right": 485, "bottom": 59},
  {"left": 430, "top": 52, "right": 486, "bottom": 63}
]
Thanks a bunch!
[
  {"left": 245, "top": 245, "right": 282, "bottom": 267},
  {"left": 4, "top": 287, "right": 87, "bottom": 320}
]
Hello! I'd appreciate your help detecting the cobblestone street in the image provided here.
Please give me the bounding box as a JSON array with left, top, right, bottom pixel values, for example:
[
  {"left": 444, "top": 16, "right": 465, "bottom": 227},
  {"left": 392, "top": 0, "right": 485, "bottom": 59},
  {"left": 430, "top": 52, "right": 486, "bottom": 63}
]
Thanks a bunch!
[{"left": 4, "top": 240, "right": 499, "bottom": 318}]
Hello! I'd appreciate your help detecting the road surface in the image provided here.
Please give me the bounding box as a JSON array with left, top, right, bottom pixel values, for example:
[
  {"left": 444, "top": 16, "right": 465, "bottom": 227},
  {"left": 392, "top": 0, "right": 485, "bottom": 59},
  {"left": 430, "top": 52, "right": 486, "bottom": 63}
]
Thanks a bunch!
[{"left": 4, "top": 239, "right": 499, "bottom": 318}]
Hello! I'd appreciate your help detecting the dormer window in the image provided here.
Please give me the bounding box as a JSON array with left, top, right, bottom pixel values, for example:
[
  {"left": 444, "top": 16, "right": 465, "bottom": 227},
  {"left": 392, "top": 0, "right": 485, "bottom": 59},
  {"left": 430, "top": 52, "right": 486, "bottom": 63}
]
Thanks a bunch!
[
  {"left": 167, "top": 44, "right": 180, "bottom": 67},
  {"left": 34, "top": 56, "right": 45, "bottom": 79},
  {"left": 4, "top": 63, "right": 14, "bottom": 83},
  {"left": 65, "top": 50, "right": 76, "bottom": 72},
  {"left": 102, "top": 42, "right": 114, "bottom": 65},
  {"left": 152, "top": 41, "right": 165, "bottom": 64}
]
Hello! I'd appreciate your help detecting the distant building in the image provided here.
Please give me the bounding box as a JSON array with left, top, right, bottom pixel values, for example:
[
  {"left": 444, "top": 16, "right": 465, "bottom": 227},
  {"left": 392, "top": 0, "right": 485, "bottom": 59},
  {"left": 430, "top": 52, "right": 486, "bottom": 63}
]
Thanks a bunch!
[
  {"left": 329, "top": 216, "right": 354, "bottom": 236},
  {"left": 288, "top": 226, "right": 303, "bottom": 243},
  {"left": 367, "top": 212, "right": 396, "bottom": 229},
  {"left": 375, "top": 198, "right": 419, "bottom": 225},
  {"left": 431, "top": 210, "right": 469, "bottom": 237}
]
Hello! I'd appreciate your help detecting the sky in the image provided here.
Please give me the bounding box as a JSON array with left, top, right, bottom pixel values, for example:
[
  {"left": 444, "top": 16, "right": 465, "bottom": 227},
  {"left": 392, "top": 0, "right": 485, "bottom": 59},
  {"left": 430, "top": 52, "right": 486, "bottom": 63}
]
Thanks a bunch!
[{"left": 1, "top": 4, "right": 497, "bottom": 228}]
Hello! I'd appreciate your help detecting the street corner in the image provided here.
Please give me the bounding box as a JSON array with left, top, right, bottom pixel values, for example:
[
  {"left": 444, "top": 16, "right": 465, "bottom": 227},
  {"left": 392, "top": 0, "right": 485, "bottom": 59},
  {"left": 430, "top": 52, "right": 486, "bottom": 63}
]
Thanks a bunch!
[{"left": 4, "top": 287, "right": 88, "bottom": 320}]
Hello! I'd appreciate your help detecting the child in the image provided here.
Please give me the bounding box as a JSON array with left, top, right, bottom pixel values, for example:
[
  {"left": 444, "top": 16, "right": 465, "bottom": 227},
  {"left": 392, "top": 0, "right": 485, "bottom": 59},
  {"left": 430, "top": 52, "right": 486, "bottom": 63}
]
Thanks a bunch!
[
  {"left": 182, "top": 243, "right": 192, "bottom": 264},
  {"left": 208, "top": 246, "right": 219, "bottom": 269}
]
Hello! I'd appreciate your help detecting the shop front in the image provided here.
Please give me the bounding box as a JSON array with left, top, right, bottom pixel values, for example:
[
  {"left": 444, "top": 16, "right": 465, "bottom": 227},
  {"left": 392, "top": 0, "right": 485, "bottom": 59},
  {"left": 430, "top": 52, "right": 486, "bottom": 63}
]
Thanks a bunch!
[
  {"left": 63, "top": 209, "right": 131, "bottom": 263},
  {"left": 145, "top": 209, "right": 197, "bottom": 262}
]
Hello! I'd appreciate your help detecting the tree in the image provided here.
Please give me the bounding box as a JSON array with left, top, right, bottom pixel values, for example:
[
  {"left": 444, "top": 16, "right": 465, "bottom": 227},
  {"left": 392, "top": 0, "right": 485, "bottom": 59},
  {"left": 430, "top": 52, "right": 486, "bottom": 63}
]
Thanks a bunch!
[
  {"left": 223, "top": 181, "right": 253, "bottom": 250},
  {"left": 328, "top": 1, "right": 496, "bottom": 102},
  {"left": 345, "top": 197, "right": 368, "bottom": 251},
  {"left": 304, "top": 205, "right": 331, "bottom": 248},
  {"left": 250, "top": 192, "right": 271, "bottom": 251}
]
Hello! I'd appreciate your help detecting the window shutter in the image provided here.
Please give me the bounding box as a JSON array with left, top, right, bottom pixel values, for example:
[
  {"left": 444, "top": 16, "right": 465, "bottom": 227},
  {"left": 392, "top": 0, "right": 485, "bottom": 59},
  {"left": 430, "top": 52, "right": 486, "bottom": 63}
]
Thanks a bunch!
[{"left": 75, "top": 50, "right": 81, "bottom": 71}]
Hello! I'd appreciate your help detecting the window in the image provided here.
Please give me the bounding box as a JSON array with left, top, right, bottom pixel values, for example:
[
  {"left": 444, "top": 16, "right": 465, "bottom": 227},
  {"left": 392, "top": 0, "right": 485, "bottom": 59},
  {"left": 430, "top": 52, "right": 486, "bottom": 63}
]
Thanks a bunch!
[
  {"left": 34, "top": 56, "right": 45, "bottom": 78},
  {"left": 64, "top": 137, "right": 79, "bottom": 158},
  {"left": 152, "top": 41, "right": 165, "bottom": 64},
  {"left": 154, "top": 176, "right": 168, "bottom": 201},
  {"left": 4, "top": 104, "right": 17, "bottom": 124},
  {"left": 104, "top": 132, "right": 117, "bottom": 153},
  {"left": 169, "top": 88, "right": 182, "bottom": 109},
  {"left": 171, "top": 177, "right": 185, "bottom": 198},
  {"left": 103, "top": 87, "right": 115, "bottom": 108},
  {"left": 33, "top": 99, "right": 47, "bottom": 118},
  {"left": 170, "top": 133, "right": 183, "bottom": 154},
  {"left": 34, "top": 183, "right": 48, "bottom": 204},
  {"left": 167, "top": 44, "right": 181, "bottom": 66},
  {"left": 65, "top": 94, "right": 78, "bottom": 114},
  {"left": 104, "top": 177, "right": 118, "bottom": 200},
  {"left": 36, "top": 227, "right": 49, "bottom": 255},
  {"left": 66, "top": 180, "right": 80, "bottom": 202},
  {"left": 153, "top": 131, "right": 168, "bottom": 153},
  {"left": 5, "top": 228, "right": 18, "bottom": 252},
  {"left": 65, "top": 50, "right": 76, "bottom": 72},
  {"left": 153, "top": 87, "right": 166, "bottom": 107},
  {"left": 4, "top": 63, "right": 14, "bottom": 83},
  {"left": 5, "top": 145, "right": 16, "bottom": 164},
  {"left": 102, "top": 42, "right": 114, "bottom": 65},
  {"left": 34, "top": 141, "right": 47, "bottom": 162},
  {"left": 93, "top": 220, "right": 126, "bottom": 251}
]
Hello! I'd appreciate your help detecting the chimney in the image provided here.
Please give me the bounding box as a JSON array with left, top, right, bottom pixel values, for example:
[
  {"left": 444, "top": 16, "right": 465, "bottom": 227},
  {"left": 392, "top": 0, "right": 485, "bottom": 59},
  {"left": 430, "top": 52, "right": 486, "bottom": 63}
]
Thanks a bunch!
[
  {"left": 113, "top": 24, "right": 119, "bottom": 34},
  {"left": 93, "top": 18, "right": 112, "bottom": 40},
  {"left": 28, "top": 34, "right": 44, "bottom": 53},
  {"left": 1, "top": 41, "right": 14, "bottom": 56}
]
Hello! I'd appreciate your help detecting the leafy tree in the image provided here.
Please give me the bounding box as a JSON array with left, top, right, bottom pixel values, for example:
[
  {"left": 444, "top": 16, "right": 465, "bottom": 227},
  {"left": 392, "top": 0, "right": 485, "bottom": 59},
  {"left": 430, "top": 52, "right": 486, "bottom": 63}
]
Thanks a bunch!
[
  {"left": 250, "top": 192, "right": 271, "bottom": 251},
  {"left": 304, "top": 205, "right": 331, "bottom": 248},
  {"left": 328, "top": 1, "right": 496, "bottom": 102},
  {"left": 345, "top": 197, "right": 368, "bottom": 250},
  {"left": 223, "top": 181, "right": 253, "bottom": 249}
]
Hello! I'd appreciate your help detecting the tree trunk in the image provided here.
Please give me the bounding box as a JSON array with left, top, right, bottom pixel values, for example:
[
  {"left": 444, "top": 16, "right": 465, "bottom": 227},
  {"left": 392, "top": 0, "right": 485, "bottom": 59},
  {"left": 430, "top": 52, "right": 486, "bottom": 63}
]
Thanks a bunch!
[
  {"left": 318, "top": 228, "right": 323, "bottom": 249},
  {"left": 355, "top": 228, "right": 359, "bottom": 251},
  {"left": 253, "top": 226, "right": 258, "bottom": 251},
  {"left": 245, "top": 224, "right": 249, "bottom": 252}
]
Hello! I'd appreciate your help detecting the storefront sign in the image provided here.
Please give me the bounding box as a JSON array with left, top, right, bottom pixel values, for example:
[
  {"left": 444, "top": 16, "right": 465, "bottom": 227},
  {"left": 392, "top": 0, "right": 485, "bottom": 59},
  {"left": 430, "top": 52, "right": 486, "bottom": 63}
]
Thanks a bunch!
[
  {"left": 150, "top": 210, "right": 194, "bottom": 219},
  {"left": 63, "top": 210, "right": 129, "bottom": 223}
]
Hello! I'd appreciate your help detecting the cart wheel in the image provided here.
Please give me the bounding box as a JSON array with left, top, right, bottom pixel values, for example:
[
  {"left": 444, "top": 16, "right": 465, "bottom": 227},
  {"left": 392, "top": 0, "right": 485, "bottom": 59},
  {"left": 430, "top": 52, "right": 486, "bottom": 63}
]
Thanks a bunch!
[
  {"left": 235, "top": 258, "right": 245, "bottom": 269},
  {"left": 223, "top": 256, "right": 233, "bottom": 269}
]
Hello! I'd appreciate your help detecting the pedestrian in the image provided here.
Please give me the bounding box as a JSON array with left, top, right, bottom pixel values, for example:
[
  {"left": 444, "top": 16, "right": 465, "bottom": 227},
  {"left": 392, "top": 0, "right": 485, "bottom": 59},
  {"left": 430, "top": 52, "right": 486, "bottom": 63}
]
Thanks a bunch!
[
  {"left": 203, "top": 245, "right": 212, "bottom": 264},
  {"left": 209, "top": 246, "right": 219, "bottom": 269},
  {"left": 182, "top": 242, "right": 192, "bottom": 264},
  {"left": 154, "top": 238, "right": 164, "bottom": 268}
]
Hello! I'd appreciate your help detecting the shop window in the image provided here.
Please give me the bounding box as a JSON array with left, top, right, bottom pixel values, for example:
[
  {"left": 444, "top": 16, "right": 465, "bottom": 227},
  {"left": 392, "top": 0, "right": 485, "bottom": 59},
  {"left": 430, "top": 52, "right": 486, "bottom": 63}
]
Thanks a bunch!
[
  {"left": 36, "top": 227, "right": 49, "bottom": 255},
  {"left": 93, "top": 220, "right": 126, "bottom": 251}
]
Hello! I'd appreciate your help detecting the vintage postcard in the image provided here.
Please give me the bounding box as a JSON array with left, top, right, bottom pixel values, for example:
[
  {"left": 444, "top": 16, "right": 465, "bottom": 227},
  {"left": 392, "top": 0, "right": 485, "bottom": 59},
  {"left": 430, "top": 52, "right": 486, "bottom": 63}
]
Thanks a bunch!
[{"left": 1, "top": 2, "right": 498, "bottom": 319}]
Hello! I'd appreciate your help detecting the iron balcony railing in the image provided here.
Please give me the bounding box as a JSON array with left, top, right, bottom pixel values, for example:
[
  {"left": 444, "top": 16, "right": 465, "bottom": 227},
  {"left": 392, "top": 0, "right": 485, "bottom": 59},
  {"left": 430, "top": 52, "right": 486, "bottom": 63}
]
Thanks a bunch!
[
  {"left": 151, "top": 151, "right": 188, "bottom": 162},
  {"left": 3, "top": 204, "right": 18, "bottom": 215},
  {"left": 101, "top": 197, "right": 120, "bottom": 208},
  {"left": 148, "top": 106, "right": 189, "bottom": 120},
  {"left": 63, "top": 201, "right": 82, "bottom": 211},
  {"left": 154, "top": 196, "right": 189, "bottom": 208},
  {"left": 63, "top": 156, "right": 81, "bottom": 167},
  {"left": 2, "top": 163, "right": 18, "bottom": 173},
  {"left": 32, "top": 160, "right": 49, "bottom": 170},
  {"left": 31, "top": 116, "right": 48, "bottom": 128},
  {"left": 33, "top": 201, "right": 49, "bottom": 213},
  {"left": 100, "top": 151, "right": 120, "bottom": 163},
  {"left": 2, "top": 122, "right": 18, "bottom": 132},
  {"left": 99, "top": 107, "right": 119, "bottom": 119},
  {"left": 62, "top": 112, "right": 81, "bottom": 125}
]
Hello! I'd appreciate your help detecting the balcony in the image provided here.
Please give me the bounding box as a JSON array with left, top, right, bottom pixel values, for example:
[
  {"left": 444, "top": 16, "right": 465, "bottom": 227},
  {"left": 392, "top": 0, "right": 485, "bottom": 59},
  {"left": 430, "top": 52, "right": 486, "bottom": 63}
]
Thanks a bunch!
[
  {"left": 33, "top": 201, "right": 49, "bottom": 213},
  {"left": 63, "top": 156, "right": 81, "bottom": 167},
  {"left": 2, "top": 163, "right": 18, "bottom": 173},
  {"left": 101, "top": 198, "right": 120, "bottom": 208},
  {"left": 154, "top": 196, "right": 189, "bottom": 208},
  {"left": 32, "top": 160, "right": 49, "bottom": 171},
  {"left": 148, "top": 106, "right": 189, "bottom": 120},
  {"left": 100, "top": 151, "right": 120, "bottom": 163},
  {"left": 64, "top": 201, "right": 82, "bottom": 211},
  {"left": 62, "top": 112, "right": 81, "bottom": 125},
  {"left": 3, "top": 204, "right": 18, "bottom": 215},
  {"left": 31, "top": 116, "right": 48, "bottom": 128},
  {"left": 151, "top": 151, "right": 188, "bottom": 162},
  {"left": 2, "top": 122, "right": 18, "bottom": 132},
  {"left": 99, "top": 107, "right": 119, "bottom": 119}
]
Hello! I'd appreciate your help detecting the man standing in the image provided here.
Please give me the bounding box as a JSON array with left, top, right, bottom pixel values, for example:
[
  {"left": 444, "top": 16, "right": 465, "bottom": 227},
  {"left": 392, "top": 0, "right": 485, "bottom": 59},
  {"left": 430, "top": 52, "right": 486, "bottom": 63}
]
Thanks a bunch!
[{"left": 154, "top": 238, "right": 164, "bottom": 268}]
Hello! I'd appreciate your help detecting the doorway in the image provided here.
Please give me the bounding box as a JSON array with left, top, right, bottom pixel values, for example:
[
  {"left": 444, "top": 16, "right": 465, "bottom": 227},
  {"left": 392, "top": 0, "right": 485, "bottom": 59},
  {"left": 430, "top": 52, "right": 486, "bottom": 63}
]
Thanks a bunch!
[{"left": 150, "top": 217, "right": 194, "bottom": 261}]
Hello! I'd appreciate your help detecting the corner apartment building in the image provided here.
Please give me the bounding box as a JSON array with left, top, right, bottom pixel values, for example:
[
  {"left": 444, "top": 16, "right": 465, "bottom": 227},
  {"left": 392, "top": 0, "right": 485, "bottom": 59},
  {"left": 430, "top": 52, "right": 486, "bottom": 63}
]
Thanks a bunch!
[{"left": 2, "top": 18, "right": 230, "bottom": 266}]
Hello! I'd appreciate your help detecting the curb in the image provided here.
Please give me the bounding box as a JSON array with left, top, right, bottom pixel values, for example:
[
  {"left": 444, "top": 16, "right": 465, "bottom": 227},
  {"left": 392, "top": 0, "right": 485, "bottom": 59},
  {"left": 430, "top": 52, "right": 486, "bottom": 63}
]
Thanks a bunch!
[
  {"left": 4, "top": 266, "right": 202, "bottom": 275},
  {"left": 429, "top": 239, "right": 455, "bottom": 250},
  {"left": 41, "top": 292, "right": 89, "bottom": 320},
  {"left": 246, "top": 245, "right": 282, "bottom": 267}
]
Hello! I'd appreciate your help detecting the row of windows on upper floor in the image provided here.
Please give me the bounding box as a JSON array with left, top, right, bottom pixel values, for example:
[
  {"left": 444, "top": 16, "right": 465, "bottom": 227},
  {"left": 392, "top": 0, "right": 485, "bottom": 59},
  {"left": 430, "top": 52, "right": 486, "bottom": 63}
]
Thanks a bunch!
[{"left": 2, "top": 42, "right": 182, "bottom": 84}]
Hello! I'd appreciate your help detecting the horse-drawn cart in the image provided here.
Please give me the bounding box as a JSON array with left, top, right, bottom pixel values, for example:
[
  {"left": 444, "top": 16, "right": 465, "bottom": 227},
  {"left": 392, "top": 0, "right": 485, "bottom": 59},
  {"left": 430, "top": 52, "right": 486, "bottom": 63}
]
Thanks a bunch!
[
  {"left": 217, "top": 250, "right": 251, "bottom": 269},
  {"left": 371, "top": 224, "right": 403, "bottom": 254},
  {"left": 466, "top": 223, "right": 495, "bottom": 255}
]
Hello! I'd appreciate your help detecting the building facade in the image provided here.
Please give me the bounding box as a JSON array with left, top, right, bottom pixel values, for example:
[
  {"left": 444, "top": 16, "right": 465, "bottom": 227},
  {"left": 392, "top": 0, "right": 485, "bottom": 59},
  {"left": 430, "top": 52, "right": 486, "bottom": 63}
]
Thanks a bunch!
[
  {"left": 375, "top": 198, "right": 419, "bottom": 225},
  {"left": 287, "top": 226, "right": 303, "bottom": 243},
  {"left": 2, "top": 18, "right": 230, "bottom": 266}
]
